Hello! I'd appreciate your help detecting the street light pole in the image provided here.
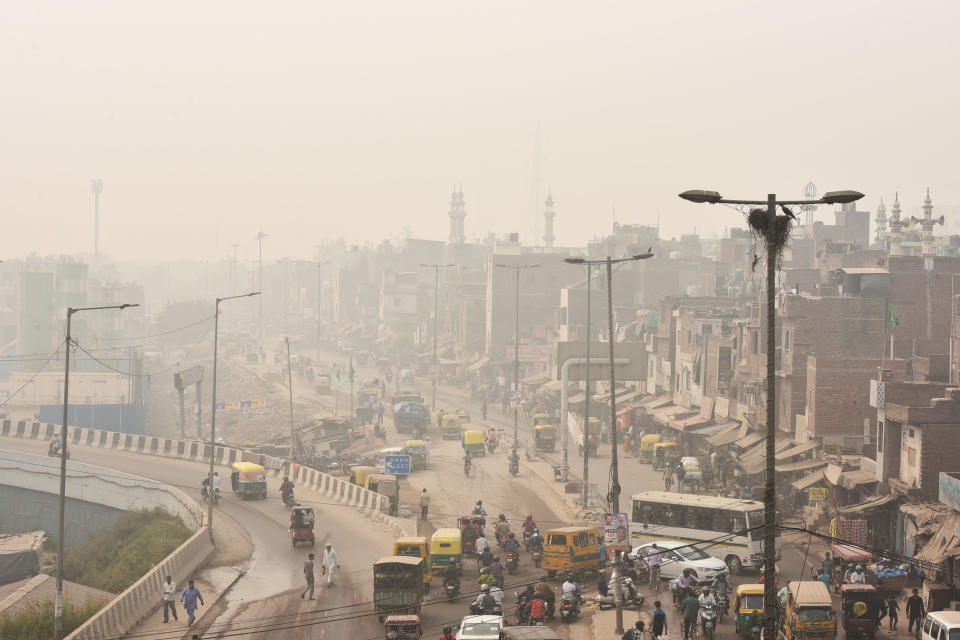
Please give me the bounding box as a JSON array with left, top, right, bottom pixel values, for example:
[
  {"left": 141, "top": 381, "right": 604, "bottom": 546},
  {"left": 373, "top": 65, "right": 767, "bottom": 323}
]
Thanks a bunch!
[
  {"left": 420, "top": 264, "right": 455, "bottom": 411},
  {"left": 255, "top": 231, "right": 268, "bottom": 364},
  {"left": 679, "top": 188, "right": 863, "bottom": 640},
  {"left": 208, "top": 292, "right": 260, "bottom": 547},
  {"left": 566, "top": 252, "right": 652, "bottom": 633},
  {"left": 583, "top": 265, "right": 592, "bottom": 505},
  {"left": 494, "top": 263, "right": 540, "bottom": 452},
  {"left": 55, "top": 303, "right": 139, "bottom": 640}
]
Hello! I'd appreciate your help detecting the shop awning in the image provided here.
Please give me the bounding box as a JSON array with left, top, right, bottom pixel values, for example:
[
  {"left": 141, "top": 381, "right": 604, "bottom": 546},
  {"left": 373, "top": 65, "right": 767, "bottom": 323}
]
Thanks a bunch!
[
  {"left": 593, "top": 387, "right": 627, "bottom": 402},
  {"left": 638, "top": 394, "right": 672, "bottom": 410},
  {"left": 616, "top": 390, "right": 643, "bottom": 404},
  {"left": 691, "top": 421, "right": 739, "bottom": 437},
  {"left": 467, "top": 355, "right": 490, "bottom": 371},
  {"left": 653, "top": 405, "right": 686, "bottom": 427},
  {"left": 739, "top": 442, "right": 768, "bottom": 475},
  {"left": 838, "top": 470, "right": 878, "bottom": 491},
  {"left": 669, "top": 414, "right": 712, "bottom": 431},
  {"left": 916, "top": 512, "right": 960, "bottom": 564},
  {"left": 520, "top": 373, "right": 551, "bottom": 386},
  {"left": 776, "top": 459, "right": 828, "bottom": 473},
  {"left": 775, "top": 440, "right": 820, "bottom": 461},
  {"left": 791, "top": 470, "right": 826, "bottom": 491},
  {"left": 617, "top": 406, "right": 635, "bottom": 417},
  {"left": 568, "top": 392, "right": 587, "bottom": 404},
  {"left": 706, "top": 423, "right": 743, "bottom": 446},
  {"left": 836, "top": 493, "right": 898, "bottom": 516},
  {"left": 735, "top": 432, "right": 766, "bottom": 449}
]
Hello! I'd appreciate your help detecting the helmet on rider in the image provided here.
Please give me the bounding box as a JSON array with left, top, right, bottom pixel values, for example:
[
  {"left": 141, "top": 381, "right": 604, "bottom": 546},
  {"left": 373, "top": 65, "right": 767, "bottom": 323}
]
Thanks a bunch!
[
  {"left": 508, "top": 532, "right": 515, "bottom": 539},
  {"left": 499, "top": 513, "right": 506, "bottom": 521},
  {"left": 476, "top": 500, "right": 483, "bottom": 506},
  {"left": 481, "top": 584, "right": 490, "bottom": 592}
]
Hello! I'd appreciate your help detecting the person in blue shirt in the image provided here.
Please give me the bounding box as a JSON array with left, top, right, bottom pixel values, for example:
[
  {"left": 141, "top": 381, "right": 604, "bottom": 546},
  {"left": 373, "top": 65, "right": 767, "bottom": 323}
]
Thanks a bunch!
[
  {"left": 651, "top": 601, "right": 668, "bottom": 639},
  {"left": 180, "top": 580, "right": 204, "bottom": 626}
]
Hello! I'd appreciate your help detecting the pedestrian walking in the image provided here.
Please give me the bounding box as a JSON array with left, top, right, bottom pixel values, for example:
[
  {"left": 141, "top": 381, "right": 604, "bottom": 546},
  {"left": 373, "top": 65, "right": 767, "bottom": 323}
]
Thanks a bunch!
[
  {"left": 906, "top": 588, "right": 924, "bottom": 636},
  {"left": 888, "top": 596, "right": 900, "bottom": 630},
  {"left": 420, "top": 488, "right": 430, "bottom": 520},
  {"left": 180, "top": 580, "right": 204, "bottom": 626},
  {"left": 301, "top": 553, "right": 315, "bottom": 600},
  {"left": 323, "top": 543, "right": 339, "bottom": 586},
  {"left": 651, "top": 601, "right": 668, "bottom": 640},
  {"left": 663, "top": 466, "right": 674, "bottom": 491},
  {"left": 161, "top": 575, "right": 178, "bottom": 623}
]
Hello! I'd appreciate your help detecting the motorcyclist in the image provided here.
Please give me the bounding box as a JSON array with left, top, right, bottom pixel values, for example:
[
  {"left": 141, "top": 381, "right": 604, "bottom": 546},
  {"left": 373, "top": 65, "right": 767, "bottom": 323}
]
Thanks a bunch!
[
  {"left": 475, "top": 533, "right": 490, "bottom": 556},
  {"left": 676, "top": 568, "right": 698, "bottom": 603},
  {"left": 478, "top": 547, "right": 494, "bottom": 572},
  {"left": 504, "top": 532, "right": 520, "bottom": 556},
  {"left": 489, "top": 584, "right": 504, "bottom": 610},
  {"left": 489, "top": 556, "right": 505, "bottom": 588},
  {"left": 471, "top": 584, "right": 497, "bottom": 614},
  {"left": 495, "top": 514, "right": 511, "bottom": 544},
  {"left": 464, "top": 452, "right": 472, "bottom": 473},
  {"left": 472, "top": 500, "right": 487, "bottom": 517},
  {"left": 522, "top": 514, "right": 537, "bottom": 535},
  {"left": 509, "top": 449, "right": 520, "bottom": 469},
  {"left": 49, "top": 434, "right": 63, "bottom": 455},
  {"left": 699, "top": 585, "right": 717, "bottom": 609},
  {"left": 212, "top": 471, "right": 221, "bottom": 494},
  {"left": 562, "top": 576, "right": 582, "bottom": 612},
  {"left": 443, "top": 561, "right": 462, "bottom": 591},
  {"left": 476, "top": 569, "right": 495, "bottom": 590},
  {"left": 714, "top": 573, "right": 730, "bottom": 611},
  {"left": 280, "top": 477, "right": 295, "bottom": 501},
  {"left": 200, "top": 476, "right": 211, "bottom": 500},
  {"left": 537, "top": 581, "right": 556, "bottom": 618}
]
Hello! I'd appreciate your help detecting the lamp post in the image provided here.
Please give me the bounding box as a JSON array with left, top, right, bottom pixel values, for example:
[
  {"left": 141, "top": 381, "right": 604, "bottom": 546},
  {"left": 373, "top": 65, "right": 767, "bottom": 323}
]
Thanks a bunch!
[
  {"left": 494, "top": 263, "right": 540, "bottom": 452},
  {"left": 420, "top": 264, "right": 455, "bottom": 411},
  {"left": 255, "top": 231, "right": 268, "bottom": 364},
  {"left": 566, "top": 252, "right": 652, "bottom": 634},
  {"left": 679, "top": 188, "right": 863, "bottom": 640},
  {"left": 208, "top": 292, "right": 260, "bottom": 546},
  {"left": 55, "top": 303, "right": 139, "bottom": 640}
]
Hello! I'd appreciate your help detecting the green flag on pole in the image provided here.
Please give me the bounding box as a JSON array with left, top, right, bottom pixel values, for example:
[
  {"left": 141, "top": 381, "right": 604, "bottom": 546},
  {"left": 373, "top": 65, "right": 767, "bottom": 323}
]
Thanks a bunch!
[
  {"left": 349, "top": 358, "right": 355, "bottom": 383},
  {"left": 888, "top": 310, "right": 899, "bottom": 329}
]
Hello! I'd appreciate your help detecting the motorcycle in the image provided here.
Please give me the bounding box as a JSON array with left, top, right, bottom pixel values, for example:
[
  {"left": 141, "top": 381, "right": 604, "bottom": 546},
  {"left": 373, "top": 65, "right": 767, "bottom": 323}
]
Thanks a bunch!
[
  {"left": 487, "top": 439, "right": 497, "bottom": 454},
  {"left": 48, "top": 441, "right": 70, "bottom": 459},
  {"left": 509, "top": 459, "right": 519, "bottom": 476},
  {"left": 531, "top": 547, "right": 543, "bottom": 568},
  {"left": 559, "top": 597, "right": 580, "bottom": 622},
  {"left": 200, "top": 484, "right": 220, "bottom": 505},
  {"left": 717, "top": 592, "right": 730, "bottom": 623},
  {"left": 595, "top": 576, "right": 644, "bottom": 610},
  {"left": 444, "top": 580, "right": 460, "bottom": 602},
  {"left": 464, "top": 461, "right": 471, "bottom": 478},
  {"left": 469, "top": 601, "right": 503, "bottom": 617},
  {"left": 282, "top": 491, "right": 296, "bottom": 507},
  {"left": 506, "top": 552, "right": 518, "bottom": 575},
  {"left": 522, "top": 529, "right": 533, "bottom": 550},
  {"left": 670, "top": 579, "right": 697, "bottom": 609},
  {"left": 699, "top": 602, "right": 718, "bottom": 640}
]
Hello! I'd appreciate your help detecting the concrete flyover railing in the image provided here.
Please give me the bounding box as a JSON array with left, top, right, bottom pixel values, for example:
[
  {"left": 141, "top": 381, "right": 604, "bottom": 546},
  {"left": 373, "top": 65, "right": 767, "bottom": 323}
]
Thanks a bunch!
[
  {"left": 0, "top": 449, "right": 205, "bottom": 532},
  {"left": 0, "top": 447, "right": 213, "bottom": 640},
  {"left": 3, "top": 418, "right": 407, "bottom": 537},
  {"left": 67, "top": 528, "right": 213, "bottom": 640}
]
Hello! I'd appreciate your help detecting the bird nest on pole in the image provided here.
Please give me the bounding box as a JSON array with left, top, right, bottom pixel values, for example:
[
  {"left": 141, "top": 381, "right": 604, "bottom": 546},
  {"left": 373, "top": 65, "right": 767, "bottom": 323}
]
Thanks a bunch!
[{"left": 746, "top": 208, "right": 793, "bottom": 270}]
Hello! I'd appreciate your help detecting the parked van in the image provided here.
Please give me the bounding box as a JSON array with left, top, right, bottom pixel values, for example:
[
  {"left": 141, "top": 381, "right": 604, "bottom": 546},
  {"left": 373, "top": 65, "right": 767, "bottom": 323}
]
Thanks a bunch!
[{"left": 921, "top": 611, "right": 960, "bottom": 640}]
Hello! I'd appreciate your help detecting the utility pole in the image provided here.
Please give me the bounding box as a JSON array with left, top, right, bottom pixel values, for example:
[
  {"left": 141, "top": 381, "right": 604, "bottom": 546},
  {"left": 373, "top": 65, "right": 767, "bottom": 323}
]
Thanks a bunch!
[
  {"left": 420, "top": 264, "right": 455, "bottom": 410},
  {"left": 494, "top": 263, "right": 540, "bottom": 452},
  {"left": 565, "top": 251, "right": 654, "bottom": 635},
  {"left": 583, "top": 265, "right": 592, "bottom": 506},
  {"left": 315, "top": 256, "right": 323, "bottom": 363},
  {"left": 55, "top": 303, "right": 139, "bottom": 640},
  {"left": 679, "top": 187, "right": 864, "bottom": 640},
  {"left": 91, "top": 179, "right": 102, "bottom": 269},
  {"left": 255, "top": 231, "right": 268, "bottom": 365},
  {"left": 286, "top": 336, "right": 297, "bottom": 458},
  {"left": 208, "top": 292, "right": 260, "bottom": 548}
]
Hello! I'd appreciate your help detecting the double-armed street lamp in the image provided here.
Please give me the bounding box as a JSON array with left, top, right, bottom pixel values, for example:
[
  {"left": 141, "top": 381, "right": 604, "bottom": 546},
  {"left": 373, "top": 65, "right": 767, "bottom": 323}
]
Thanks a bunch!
[
  {"left": 678, "top": 188, "right": 863, "bottom": 640},
  {"left": 56, "top": 303, "right": 139, "bottom": 640},
  {"left": 419, "top": 264, "right": 455, "bottom": 411},
  {"left": 208, "top": 292, "right": 260, "bottom": 545},
  {"left": 493, "top": 263, "right": 540, "bottom": 453},
  {"left": 565, "top": 252, "right": 652, "bottom": 634}
]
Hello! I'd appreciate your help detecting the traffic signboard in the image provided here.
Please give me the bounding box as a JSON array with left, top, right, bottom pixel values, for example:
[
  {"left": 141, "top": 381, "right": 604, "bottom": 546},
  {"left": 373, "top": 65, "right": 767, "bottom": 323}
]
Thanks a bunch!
[
  {"left": 384, "top": 455, "right": 412, "bottom": 476},
  {"left": 510, "top": 391, "right": 521, "bottom": 409}
]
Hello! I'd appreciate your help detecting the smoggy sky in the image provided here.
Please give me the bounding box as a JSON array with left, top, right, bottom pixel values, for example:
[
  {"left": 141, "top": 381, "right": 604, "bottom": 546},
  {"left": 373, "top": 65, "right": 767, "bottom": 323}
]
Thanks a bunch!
[{"left": 2, "top": 1, "right": 958, "bottom": 263}]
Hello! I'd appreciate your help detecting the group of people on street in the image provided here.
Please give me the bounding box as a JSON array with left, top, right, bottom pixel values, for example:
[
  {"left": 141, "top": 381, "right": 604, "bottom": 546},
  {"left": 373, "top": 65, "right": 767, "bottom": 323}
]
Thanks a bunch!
[
  {"left": 160, "top": 576, "right": 204, "bottom": 626},
  {"left": 301, "top": 543, "right": 340, "bottom": 600}
]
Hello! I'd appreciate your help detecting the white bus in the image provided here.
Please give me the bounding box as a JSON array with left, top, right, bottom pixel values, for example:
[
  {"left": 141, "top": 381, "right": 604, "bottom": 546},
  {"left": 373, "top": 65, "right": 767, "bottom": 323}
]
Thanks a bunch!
[{"left": 629, "top": 491, "right": 781, "bottom": 573}]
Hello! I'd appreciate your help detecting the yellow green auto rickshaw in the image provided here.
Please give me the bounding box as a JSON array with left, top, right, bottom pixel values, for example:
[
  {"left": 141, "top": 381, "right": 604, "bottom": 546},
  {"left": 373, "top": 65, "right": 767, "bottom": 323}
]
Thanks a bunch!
[
  {"left": 534, "top": 423, "right": 557, "bottom": 452},
  {"left": 734, "top": 583, "right": 765, "bottom": 640},
  {"left": 429, "top": 528, "right": 462, "bottom": 574},
  {"left": 393, "top": 536, "right": 432, "bottom": 590},
  {"left": 638, "top": 433, "right": 662, "bottom": 464},
  {"left": 404, "top": 440, "right": 429, "bottom": 470},
  {"left": 653, "top": 441, "right": 681, "bottom": 470},
  {"left": 230, "top": 461, "right": 267, "bottom": 499}
]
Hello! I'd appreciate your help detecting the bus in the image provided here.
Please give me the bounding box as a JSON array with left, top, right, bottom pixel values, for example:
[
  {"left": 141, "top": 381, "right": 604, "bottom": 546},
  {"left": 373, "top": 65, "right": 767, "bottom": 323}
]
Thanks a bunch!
[{"left": 629, "top": 491, "right": 781, "bottom": 574}]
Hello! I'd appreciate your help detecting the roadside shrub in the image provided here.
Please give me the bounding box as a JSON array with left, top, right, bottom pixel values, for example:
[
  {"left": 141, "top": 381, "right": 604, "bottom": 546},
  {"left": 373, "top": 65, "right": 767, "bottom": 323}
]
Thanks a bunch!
[{"left": 0, "top": 600, "right": 103, "bottom": 640}]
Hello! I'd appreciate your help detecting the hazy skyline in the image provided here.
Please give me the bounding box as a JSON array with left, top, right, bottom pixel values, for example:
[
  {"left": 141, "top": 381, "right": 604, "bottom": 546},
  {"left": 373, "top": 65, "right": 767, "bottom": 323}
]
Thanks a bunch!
[{"left": 2, "top": 1, "right": 958, "bottom": 262}]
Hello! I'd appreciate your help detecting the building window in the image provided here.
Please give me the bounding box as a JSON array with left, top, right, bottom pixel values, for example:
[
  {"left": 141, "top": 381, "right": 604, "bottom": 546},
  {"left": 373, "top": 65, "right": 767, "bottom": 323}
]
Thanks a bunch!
[
  {"left": 877, "top": 421, "right": 883, "bottom": 453},
  {"left": 907, "top": 447, "right": 917, "bottom": 467},
  {"left": 909, "top": 428, "right": 915, "bottom": 439}
]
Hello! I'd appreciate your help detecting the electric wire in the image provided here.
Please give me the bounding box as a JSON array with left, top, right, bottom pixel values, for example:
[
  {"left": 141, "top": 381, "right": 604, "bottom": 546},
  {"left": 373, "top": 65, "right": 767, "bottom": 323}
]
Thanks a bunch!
[{"left": 0, "top": 340, "right": 65, "bottom": 410}]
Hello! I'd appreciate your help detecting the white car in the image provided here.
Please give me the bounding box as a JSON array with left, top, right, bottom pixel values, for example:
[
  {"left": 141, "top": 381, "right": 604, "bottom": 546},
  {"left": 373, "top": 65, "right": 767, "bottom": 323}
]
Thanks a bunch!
[
  {"left": 630, "top": 540, "right": 728, "bottom": 582},
  {"left": 457, "top": 615, "right": 505, "bottom": 640}
]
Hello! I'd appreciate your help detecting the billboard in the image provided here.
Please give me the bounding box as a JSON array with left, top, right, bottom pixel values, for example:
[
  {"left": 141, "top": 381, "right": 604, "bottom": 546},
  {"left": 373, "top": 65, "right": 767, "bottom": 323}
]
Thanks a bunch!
[{"left": 603, "top": 512, "right": 630, "bottom": 552}]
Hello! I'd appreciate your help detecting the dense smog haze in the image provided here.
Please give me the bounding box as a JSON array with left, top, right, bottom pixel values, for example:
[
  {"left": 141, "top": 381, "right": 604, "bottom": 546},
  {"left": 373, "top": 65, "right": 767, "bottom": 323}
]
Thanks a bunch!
[{"left": 1, "top": 3, "right": 959, "bottom": 640}]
